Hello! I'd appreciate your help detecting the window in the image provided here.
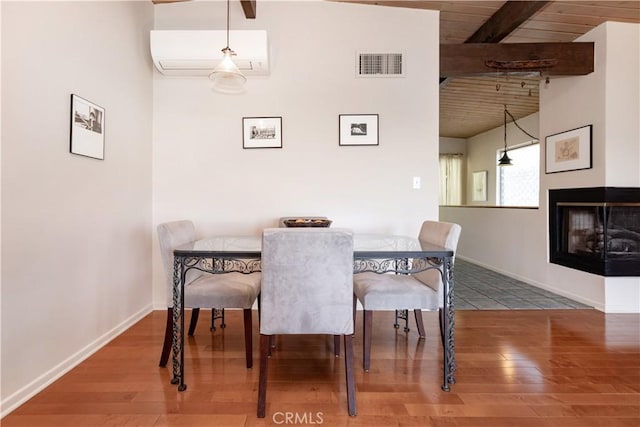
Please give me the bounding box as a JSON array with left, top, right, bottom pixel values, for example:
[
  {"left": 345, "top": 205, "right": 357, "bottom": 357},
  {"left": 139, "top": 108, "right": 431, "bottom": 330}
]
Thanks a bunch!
[
  {"left": 439, "top": 154, "right": 463, "bottom": 205},
  {"left": 497, "top": 143, "right": 539, "bottom": 207}
]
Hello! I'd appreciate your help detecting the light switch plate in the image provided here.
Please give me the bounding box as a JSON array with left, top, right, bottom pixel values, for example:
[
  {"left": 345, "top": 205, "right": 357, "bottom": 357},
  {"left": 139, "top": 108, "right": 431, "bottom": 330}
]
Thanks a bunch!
[{"left": 413, "top": 176, "right": 421, "bottom": 189}]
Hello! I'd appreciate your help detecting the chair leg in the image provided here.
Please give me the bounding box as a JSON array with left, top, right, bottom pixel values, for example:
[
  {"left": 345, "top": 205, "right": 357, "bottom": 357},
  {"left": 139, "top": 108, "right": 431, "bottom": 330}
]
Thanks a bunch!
[
  {"left": 363, "top": 310, "right": 373, "bottom": 372},
  {"left": 352, "top": 295, "right": 357, "bottom": 337},
  {"left": 269, "top": 335, "right": 276, "bottom": 356},
  {"left": 334, "top": 335, "right": 340, "bottom": 357},
  {"left": 243, "top": 309, "right": 253, "bottom": 369},
  {"left": 344, "top": 334, "right": 357, "bottom": 416},
  {"left": 188, "top": 308, "right": 200, "bottom": 336},
  {"left": 258, "top": 294, "right": 274, "bottom": 356},
  {"left": 438, "top": 308, "right": 445, "bottom": 348},
  {"left": 257, "top": 334, "right": 270, "bottom": 418},
  {"left": 159, "top": 308, "right": 173, "bottom": 367},
  {"left": 414, "top": 309, "right": 426, "bottom": 339},
  {"left": 257, "top": 293, "right": 261, "bottom": 324}
]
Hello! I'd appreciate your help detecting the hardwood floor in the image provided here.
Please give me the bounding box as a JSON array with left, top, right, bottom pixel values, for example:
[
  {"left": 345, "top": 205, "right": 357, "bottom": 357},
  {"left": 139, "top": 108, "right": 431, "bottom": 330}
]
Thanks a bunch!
[{"left": 3, "top": 309, "right": 639, "bottom": 426}]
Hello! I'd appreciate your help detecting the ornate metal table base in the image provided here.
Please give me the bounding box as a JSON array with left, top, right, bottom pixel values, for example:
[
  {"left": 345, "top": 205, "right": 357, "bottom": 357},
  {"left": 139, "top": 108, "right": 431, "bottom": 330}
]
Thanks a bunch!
[
  {"left": 394, "top": 309, "right": 411, "bottom": 332},
  {"left": 441, "top": 257, "right": 456, "bottom": 391},
  {"left": 353, "top": 255, "right": 456, "bottom": 392},
  {"left": 171, "top": 256, "right": 186, "bottom": 390},
  {"left": 210, "top": 308, "right": 225, "bottom": 331},
  {"left": 169, "top": 236, "right": 456, "bottom": 394}
]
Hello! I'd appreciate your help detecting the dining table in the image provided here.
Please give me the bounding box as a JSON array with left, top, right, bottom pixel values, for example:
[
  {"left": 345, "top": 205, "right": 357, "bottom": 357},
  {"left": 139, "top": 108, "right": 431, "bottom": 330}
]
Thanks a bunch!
[{"left": 168, "top": 233, "right": 456, "bottom": 393}]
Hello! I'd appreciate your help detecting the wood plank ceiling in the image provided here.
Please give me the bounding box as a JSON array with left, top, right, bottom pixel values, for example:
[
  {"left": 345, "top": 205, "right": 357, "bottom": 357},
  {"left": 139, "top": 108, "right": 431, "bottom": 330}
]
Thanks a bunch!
[
  {"left": 154, "top": 1, "right": 640, "bottom": 138},
  {"left": 343, "top": 1, "right": 640, "bottom": 138}
]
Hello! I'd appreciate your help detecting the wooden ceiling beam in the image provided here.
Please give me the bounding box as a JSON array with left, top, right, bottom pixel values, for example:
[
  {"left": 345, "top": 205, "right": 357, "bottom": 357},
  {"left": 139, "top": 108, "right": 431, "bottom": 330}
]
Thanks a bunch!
[
  {"left": 466, "top": 1, "right": 551, "bottom": 43},
  {"left": 440, "top": 1, "right": 550, "bottom": 84},
  {"left": 153, "top": 0, "right": 257, "bottom": 20},
  {"left": 440, "top": 42, "right": 594, "bottom": 77},
  {"left": 241, "top": 0, "right": 257, "bottom": 19}
]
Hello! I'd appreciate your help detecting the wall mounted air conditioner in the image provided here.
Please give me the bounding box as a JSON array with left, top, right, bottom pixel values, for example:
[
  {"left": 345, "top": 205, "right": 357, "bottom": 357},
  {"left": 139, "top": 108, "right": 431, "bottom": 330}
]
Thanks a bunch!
[{"left": 150, "top": 30, "right": 269, "bottom": 76}]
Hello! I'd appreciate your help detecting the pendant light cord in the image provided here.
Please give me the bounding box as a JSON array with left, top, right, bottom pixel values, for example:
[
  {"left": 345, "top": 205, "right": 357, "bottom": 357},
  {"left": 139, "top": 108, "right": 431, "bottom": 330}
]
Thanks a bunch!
[
  {"left": 225, "top": 0, "right": 230, "bottom": 48},
  {"left": 504, "top": 105, "right": 538, "bottom": 142},
  {"left": 504, "top": 107, "right": 508, "bottom": 151}
]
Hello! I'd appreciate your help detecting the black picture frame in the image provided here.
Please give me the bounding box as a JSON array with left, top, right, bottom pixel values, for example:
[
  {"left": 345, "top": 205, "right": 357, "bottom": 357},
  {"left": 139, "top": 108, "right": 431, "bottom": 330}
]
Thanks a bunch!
[
  {"left": 70, "top": 94, "right": 105, "bottom": 160},
  {"left": 545, "top": 124, "right": 592, "bottom": 173},
  {"left": 242, "top": 117, "right": 283, "bottom": 149},
  {"left": 339, "top": 114, "right": 379, "bottom": 146}
]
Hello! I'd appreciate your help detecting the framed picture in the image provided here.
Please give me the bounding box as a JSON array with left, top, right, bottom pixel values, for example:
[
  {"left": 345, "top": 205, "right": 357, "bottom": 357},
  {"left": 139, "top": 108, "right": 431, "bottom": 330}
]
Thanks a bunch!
[
  {"left": 70, "top": 94, "right": 105, "bottom": 160},
  {"left": 472, "top": 170, "right": 487, "bottom": 202},
  {"left": 242, "top": 117, "right": 282, "bottom": 149},
  {"left": 339, "top": 114, "right": 379, "bottom": 146},
  {"left": 545, "top": 125, "right": 592, "bottom": 174}
]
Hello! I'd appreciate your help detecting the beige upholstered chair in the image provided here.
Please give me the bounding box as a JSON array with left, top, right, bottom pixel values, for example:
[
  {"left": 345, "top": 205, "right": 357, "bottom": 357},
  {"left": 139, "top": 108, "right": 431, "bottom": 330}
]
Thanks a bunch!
[
  {"left": 157, "top": 220, "right": 261, "bottom": 369},
  {"left": 257, "top": 228, "right": 356, "bottom": 417},
  {"left": 353, "top": 220, "right": 461, "bottom": 371}
]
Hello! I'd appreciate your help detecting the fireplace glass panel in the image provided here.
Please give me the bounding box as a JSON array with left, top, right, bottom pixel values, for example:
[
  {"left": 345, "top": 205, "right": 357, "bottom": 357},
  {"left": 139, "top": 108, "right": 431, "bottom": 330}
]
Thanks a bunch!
[
  {"left": 563, "top": 206, "right": 602, "bottom": 258},
  {"left": 558, "top": 203, "right": 640, "bottom": 274},
  {"left": 549, "top": 188, "right": 640, "bottom": 276},
  {"left": 606, "top": 206, "right": 640, "bottom": 258}
]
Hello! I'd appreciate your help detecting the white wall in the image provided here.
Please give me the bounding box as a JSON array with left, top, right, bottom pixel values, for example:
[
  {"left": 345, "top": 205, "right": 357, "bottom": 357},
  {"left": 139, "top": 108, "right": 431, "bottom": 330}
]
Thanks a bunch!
[
  {"left": 1, "top": 1, "right": 154, "bottom": 415},
  {"left": 602, "top": 23, "right": 640, "bottom": 186},
  {"left": 152, "top": 1, "right": 440, "bottom": 307},
  {"left": 442, "top": 22, "right": 640, "bottom": 313},
  {"left": 0, "top": 2, "right": 4, "bottom": 410}
]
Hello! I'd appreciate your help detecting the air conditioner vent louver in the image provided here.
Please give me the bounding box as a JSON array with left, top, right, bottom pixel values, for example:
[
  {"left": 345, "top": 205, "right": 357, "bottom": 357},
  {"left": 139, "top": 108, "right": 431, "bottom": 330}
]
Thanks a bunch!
[
  {"left": 357, "top": 52, "right": 404, "bottom": 77},
  {"left": 150, "top": 30, "right": 269, "bottom": 76}
]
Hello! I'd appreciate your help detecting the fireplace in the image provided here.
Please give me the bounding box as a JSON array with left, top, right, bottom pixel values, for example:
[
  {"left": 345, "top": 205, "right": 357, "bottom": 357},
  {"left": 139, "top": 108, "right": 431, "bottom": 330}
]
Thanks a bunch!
[{"left": 549, "top": 187, "right": 640, "bottom": 276}]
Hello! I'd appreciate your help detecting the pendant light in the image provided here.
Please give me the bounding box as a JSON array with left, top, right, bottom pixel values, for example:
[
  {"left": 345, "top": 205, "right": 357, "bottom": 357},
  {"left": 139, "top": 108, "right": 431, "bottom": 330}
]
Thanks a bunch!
[
  {"left": 209, "top": 0, "right": 246, "bottom": 94},
  {"left": 498, "top": 105, "right": 513, "bottom": 166},
  {"left": 498, "top": 104, "right": 539, "bottom": 166}
]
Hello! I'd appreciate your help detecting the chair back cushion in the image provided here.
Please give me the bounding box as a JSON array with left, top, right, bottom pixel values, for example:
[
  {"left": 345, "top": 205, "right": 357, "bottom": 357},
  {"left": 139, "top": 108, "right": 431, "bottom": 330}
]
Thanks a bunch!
[
  {"left": 414, "top": 221, "right": 462, "bottom": 306},
  {"left": 157, "top": 220, "right": 203, "bottom": 306},
  {"left": 260, "top": 228, "right": 354, "bottom": 335}
]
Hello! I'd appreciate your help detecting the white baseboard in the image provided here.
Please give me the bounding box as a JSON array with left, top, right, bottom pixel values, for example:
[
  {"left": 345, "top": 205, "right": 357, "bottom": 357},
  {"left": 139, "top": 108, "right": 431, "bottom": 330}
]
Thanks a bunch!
[
  {"left": 456, "top": 256, "right": 603, "bottom": 312},
  {"left": 153, "top": 300, "right": 167, "bottom": 310},
  {"left": 0, "top": 304, "right": 153, "bottom": 418}
]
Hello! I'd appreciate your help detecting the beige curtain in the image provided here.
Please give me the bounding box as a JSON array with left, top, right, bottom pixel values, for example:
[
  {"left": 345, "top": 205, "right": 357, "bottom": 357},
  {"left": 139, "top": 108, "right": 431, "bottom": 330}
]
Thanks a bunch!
[{"left": 439, "top": 154, "right": 463, "bottom": 205}]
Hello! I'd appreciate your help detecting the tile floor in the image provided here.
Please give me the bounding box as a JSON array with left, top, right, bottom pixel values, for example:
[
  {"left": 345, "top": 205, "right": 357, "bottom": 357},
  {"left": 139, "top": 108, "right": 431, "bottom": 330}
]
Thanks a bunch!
[{"left": 455, "top": 259, "right": 592, "bottom": 310}]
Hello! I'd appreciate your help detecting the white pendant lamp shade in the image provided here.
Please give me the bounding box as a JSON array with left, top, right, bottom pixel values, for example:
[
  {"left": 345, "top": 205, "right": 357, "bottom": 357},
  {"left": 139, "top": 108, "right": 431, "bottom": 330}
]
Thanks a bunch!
[
  {"left": 209, "top": 47, "right": 247, "bottom": 94},
  {"left": 209, "top": 0, "right": 246, "bottom": 94}
]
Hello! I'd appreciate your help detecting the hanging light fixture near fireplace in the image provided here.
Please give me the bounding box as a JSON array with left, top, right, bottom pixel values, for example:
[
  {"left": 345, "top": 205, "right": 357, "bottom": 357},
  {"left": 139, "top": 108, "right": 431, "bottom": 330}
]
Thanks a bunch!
[
  {"left": 209, "top": 0, "right": 247, "bottom": 94},
  {"left": 498, "top": 105, "right": 513, "bottom": 166},
  {"left": 487, "top": 59, "right": 550, "bottom": 166},
  {"left": 497, "top": 104, "right": 540, "bottom": 167}
]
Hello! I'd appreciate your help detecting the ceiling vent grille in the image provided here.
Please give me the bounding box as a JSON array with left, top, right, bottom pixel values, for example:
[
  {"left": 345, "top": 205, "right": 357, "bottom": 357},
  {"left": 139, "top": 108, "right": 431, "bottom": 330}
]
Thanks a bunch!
[{"left": 357, "top": 52, "right": 404, "bottom": 77}]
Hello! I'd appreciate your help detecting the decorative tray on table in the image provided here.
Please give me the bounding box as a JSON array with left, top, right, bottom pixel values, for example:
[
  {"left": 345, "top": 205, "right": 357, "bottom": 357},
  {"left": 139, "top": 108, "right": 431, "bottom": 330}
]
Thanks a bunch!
[{"left": 283, "top": 218, "right": 332, "bottom": 228}]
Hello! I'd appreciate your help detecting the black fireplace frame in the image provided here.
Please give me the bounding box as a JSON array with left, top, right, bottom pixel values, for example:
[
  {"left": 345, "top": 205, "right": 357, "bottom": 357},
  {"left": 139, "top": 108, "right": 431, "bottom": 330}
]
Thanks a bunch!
[{"left": 549, "top": 187, "right": 640, "bottom": 277}]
